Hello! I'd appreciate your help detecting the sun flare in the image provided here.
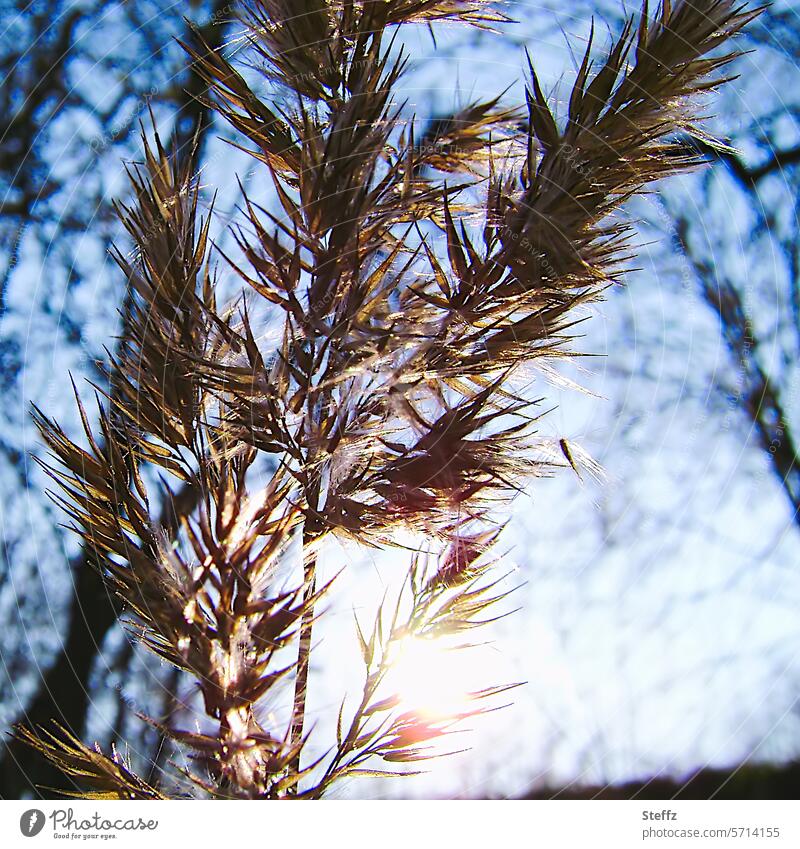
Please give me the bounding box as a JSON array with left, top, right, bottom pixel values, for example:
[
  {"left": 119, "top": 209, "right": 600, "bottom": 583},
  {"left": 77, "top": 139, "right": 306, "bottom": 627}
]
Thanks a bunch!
[{"left": 386, "top": 637, "right": 478, "bottom": 719}]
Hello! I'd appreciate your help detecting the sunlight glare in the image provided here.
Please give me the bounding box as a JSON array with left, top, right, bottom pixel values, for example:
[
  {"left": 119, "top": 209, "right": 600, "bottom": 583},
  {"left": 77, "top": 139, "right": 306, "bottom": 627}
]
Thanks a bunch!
[{"left": 387, "top": 636, "right": 477, "bottom": 719}]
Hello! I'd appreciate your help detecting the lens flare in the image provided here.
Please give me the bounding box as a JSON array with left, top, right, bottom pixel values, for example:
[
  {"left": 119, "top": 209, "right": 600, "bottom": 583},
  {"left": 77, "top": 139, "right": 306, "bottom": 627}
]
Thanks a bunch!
[{"left": 386, "top": 637, "right": 478, "bottom": 719}]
